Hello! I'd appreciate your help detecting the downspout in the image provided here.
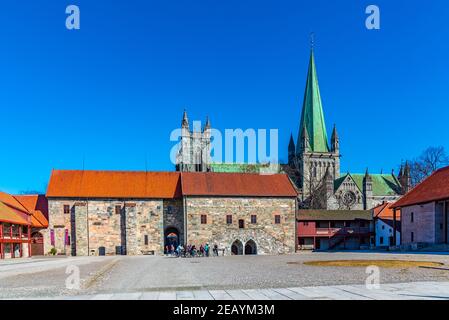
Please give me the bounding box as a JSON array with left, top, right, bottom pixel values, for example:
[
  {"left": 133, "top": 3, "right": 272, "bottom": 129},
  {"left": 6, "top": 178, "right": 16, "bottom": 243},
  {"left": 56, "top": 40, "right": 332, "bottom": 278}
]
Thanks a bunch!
[{"left": 183, "top": 195, "right": 188, "bottom": 245}]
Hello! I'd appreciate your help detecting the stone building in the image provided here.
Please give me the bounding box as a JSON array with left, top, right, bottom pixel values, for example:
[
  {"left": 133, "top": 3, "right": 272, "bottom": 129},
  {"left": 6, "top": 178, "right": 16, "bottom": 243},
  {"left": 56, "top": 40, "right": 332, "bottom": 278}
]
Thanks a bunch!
[{"left": 45, "top": 170, "right": 297, "bottom": 256}]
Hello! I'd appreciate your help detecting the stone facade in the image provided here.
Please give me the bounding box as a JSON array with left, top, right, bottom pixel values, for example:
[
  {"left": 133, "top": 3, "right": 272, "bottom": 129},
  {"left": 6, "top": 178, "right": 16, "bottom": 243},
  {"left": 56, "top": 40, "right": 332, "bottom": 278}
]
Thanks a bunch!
[
  {"left": 44, "top": 198, "right": 170, "bottom": 256},
  {"left": 184, "top": 196, "right": 296, "bottom": 255},
  {"left": 401, "top": 201, "right": 449, "bottom": 245},
  {"left": 401, "top": 203, "right": 436, "bottom": 244},
  {"left": 44, "top": 195, "right": 296, "bottom": 256}
]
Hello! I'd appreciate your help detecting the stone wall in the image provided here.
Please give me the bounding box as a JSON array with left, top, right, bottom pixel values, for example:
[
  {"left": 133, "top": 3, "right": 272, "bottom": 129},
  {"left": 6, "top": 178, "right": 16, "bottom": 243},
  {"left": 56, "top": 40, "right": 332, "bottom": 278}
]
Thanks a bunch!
[
  {"left": 46, "top": 198, "right": 166, "bottom": 256},
  {"left": 401, "top": 203, "right": 436, "bottom": 244},
  {"left": 185, "top": 196, "right": 296, "bottom": 255}
]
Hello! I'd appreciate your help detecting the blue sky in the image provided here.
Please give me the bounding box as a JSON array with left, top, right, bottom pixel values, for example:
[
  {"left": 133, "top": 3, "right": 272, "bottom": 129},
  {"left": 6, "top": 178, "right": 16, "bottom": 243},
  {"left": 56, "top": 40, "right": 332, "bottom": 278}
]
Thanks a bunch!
[{"left": 1, "top": 0, "right": 448, "bottom": 193}]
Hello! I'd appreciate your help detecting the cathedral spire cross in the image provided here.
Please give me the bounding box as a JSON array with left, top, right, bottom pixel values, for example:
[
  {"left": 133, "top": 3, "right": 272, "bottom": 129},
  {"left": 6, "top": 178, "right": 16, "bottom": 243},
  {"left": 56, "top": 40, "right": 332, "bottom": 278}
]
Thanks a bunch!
[{"left": 310, "top": 32, "right": 315, "bottom": 50}]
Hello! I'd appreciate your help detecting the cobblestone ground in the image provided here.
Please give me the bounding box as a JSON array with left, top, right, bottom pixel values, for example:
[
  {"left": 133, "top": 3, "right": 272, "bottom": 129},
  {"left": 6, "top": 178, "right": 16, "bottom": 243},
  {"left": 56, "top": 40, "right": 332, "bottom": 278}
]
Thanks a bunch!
[{"left": 1, "top": 252, "right": 449, "bottom": 299}]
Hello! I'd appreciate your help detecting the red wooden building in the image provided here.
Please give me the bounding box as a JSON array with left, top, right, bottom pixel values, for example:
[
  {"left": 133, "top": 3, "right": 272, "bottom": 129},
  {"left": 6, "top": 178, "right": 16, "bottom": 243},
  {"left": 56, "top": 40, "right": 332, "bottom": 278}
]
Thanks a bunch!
[
  {"left": 0, "top": 192, "right": 48, "bottom": 259},
  {"left": 297, "top": 210, "right": 374, "bottom": 250}
]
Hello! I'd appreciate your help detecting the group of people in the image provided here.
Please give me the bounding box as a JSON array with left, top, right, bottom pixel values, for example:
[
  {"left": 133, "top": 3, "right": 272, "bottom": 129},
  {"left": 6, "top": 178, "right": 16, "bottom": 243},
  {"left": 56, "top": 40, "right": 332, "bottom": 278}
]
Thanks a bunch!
[{"left": 165, "top": 243, "right": 222, "bottom": 257}]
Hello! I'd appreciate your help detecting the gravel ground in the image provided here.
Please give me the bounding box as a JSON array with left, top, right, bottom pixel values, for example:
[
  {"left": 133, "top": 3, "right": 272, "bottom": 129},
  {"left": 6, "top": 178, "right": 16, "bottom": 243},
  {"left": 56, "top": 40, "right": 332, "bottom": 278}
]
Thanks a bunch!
[{"left": 2, "top": 251, "right": 449, "bottom": 298}]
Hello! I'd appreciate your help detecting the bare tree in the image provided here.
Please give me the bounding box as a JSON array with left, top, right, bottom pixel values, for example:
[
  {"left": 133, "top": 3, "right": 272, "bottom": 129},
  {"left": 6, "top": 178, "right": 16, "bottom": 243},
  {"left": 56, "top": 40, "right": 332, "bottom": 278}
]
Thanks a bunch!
[
  {"left": 283, "top": 161, "right": 330, "bottom": 209},
  {"left": 408, "top": 146, "right": 449, "bottom": 186}
]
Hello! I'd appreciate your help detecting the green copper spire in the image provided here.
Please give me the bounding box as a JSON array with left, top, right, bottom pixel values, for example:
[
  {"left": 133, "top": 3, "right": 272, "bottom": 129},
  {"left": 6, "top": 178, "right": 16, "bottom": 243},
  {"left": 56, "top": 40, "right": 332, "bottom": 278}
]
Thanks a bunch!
[{"left": 296, "top": 49, "right": 329, "bottom": 154}]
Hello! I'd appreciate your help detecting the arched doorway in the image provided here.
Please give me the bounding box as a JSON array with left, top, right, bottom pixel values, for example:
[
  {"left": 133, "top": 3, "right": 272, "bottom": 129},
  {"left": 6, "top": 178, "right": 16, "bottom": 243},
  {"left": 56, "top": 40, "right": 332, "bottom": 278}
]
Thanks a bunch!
[
  {"left": 164, "top": 227, "right": 179, "bottom": 253},
  {"left": 231, "top": 240, "right": 243, "bottom": 255},
  {"left": 244, "top": 240, "right": 257, "bottom": 255},
  {"left": 31, "top": 232, "right": 44, "bottom": 256}
]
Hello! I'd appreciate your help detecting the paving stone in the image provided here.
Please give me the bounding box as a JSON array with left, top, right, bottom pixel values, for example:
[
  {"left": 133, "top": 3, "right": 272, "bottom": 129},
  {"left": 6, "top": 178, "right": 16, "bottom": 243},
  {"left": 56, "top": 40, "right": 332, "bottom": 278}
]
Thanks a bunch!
[
  {"left": 140, "top": 291, "right": 160, "bottom": 300},
  {"left": 192, "top": 290, "right": 214, "bottom": 300},
  {"left": 209, "top": 290, "right": 233, "bottom": 300},
  {"left": 273, "top": 288, "right": 308, "bottom": 300},
  {"left": 258, "top": 288, "right": 290, "bottom": 300},
  {"left": 176, "top": 291, "right": 195, "bottom": 300},
  {"left": 225, "top": 289, "right": 252, "bottom": 300},
  {"left": 241, "top": 289, "right": 270, "bottom": 300},
  {"left": 159, "top": 291, "right": 177, "bottom": 300}
]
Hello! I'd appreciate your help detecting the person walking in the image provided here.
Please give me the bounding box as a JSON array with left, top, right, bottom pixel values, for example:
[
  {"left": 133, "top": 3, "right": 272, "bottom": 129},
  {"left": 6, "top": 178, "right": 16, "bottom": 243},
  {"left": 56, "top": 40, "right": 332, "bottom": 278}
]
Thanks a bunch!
[{"left": 205, "top": 243, "right": 210, "bottom": 257}]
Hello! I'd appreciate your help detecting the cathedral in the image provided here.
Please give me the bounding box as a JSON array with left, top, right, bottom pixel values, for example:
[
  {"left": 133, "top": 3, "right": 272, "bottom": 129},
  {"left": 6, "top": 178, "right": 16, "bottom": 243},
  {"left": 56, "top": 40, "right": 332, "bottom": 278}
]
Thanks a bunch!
[
  {"left": 287, "top": 48, "right": 410, "bottom": 210},
  {"left": 176, "top": 48, "right": 411, "bottom": 211}
]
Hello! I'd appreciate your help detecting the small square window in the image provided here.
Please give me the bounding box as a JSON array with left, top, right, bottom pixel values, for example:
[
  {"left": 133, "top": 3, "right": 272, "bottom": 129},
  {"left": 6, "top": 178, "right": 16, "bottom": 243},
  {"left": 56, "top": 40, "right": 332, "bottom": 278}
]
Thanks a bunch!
[
  {"left": 115, "top": 205, "right": 121, "bottom": 215},
  {"left": 226, "top": 215, "right": 232, "bottom": 224},
  {"left": 201, "top": 215, "right": 207, "bottom": 224},
  {"left": 239, "top": 219, "right": 245, "bottom": 229},
  {"left": 63, "top": 205, "right": 70, "bottom": 214},
  {"left": 275, "top": 215, "right": 281, "bottom": 224}
]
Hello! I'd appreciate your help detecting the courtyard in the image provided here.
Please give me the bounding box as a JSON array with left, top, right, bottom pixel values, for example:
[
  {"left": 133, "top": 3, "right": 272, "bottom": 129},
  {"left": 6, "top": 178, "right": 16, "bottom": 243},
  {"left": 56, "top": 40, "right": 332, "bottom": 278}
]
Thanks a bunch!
[{"left": 2, "top": 251, "right": 449, "bottom": 299}]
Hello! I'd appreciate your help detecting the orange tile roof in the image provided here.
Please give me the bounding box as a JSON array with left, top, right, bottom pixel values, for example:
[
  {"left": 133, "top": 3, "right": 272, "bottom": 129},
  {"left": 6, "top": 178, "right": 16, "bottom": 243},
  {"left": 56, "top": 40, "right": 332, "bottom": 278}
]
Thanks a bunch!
[
  {"left": 392, "top": 166, "right": 449, "bottom": 208},
  {"left": 0, "top": 202, "right": 30, "bottom": 225},
  {"left": 47, "top": 170, "right": 182, "bottom": 199},
  {"left": 181, "top": 172, "right": 298, "bottom": 197},
  {"left": 46, "top": 170, "right": 298, "bottom": 199},
  {"left": 14, "top": 195, "right": 49, "bottom": 228},
  {"left": 0, "top": 191, "right": 29, "bottom": 212},
  {"left": 373, "top": 202, "right": 400, "bottom": 220}
]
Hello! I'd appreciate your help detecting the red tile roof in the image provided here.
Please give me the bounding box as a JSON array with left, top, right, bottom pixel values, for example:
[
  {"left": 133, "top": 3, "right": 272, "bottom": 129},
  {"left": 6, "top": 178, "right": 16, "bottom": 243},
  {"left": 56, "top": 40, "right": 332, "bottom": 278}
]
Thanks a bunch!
[
  {"left": 392, "top": 166, "right": 449, "bottom": 208},
  {"left": 181, "top": 172, "right": 298, "bottom": 197},
  {"left": 47, "top": 170, "right": 182, "bottom": 199},
  {"left": 15, "top": 195, "right": 49, "bottom": 228},
  {"left": 46, "top": 170, "right": 298, "bottom": 199}
]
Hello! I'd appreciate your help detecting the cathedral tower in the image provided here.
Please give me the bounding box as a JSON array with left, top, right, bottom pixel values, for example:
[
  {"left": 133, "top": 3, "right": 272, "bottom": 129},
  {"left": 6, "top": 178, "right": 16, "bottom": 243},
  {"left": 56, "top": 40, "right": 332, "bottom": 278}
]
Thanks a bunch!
[
  {"left": 294, "top": 48, "right": 340, "bottom": 198},
  {"left": 176, "top": 111, "right": 211, "bottom": 172}
]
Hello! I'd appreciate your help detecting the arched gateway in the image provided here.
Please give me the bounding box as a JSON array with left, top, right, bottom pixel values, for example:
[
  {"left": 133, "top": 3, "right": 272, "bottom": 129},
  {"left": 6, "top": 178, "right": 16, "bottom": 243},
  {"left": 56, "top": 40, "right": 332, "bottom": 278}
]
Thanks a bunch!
[
  {"left": 164, "top": 227, "right": 180, "bottom": 252},
  {"left": 231, "top": 240, "right": 243, "bottom": 255},
  {"left": 244, "top": 239, "right": 257, "bottom": 255}
]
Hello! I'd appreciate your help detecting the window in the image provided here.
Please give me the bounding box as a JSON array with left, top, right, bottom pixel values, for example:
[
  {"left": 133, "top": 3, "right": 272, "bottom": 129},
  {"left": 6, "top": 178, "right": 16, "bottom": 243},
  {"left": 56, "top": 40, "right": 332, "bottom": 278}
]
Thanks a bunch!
[
  {"left": 411, "top": 212, "right": 414, "bottom": 223},
  {"left": 411, "top": 232, "right": 414, "bottom": 242},
  {"left": 115, "top": 205, "right": 121, "bottom": 215},
  {"left": 239, "top": 219, "right": 245, "bottom": 229},
  {"left": 303, "top": 222, "right": 309, "bottom": 226},
  {"left": 275, "top": 215, "right": 281, "bottom": 224},
  {"left": 380, "top": 236, "right": 384, "bottom": 245},
  {"left": 144, "top": 235, "right": 149, "bottom": 245},
  {"left": 226, "top": 215, "right": 232, "bottom": 225},
  {"left": 167, "top": 206, "right": 172, "bottom": 214},
  {"left": 382, "top": 225, "right": 385, "bottom": 230},
  {"left": 201, "top": 215, "right": 207, "bottom": 224},
  {"left": 251, "top": 215, "right": 257, "bottom": 224},
  {"left": 63, "top": 205, "right": 70, "bottom": 214}
]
